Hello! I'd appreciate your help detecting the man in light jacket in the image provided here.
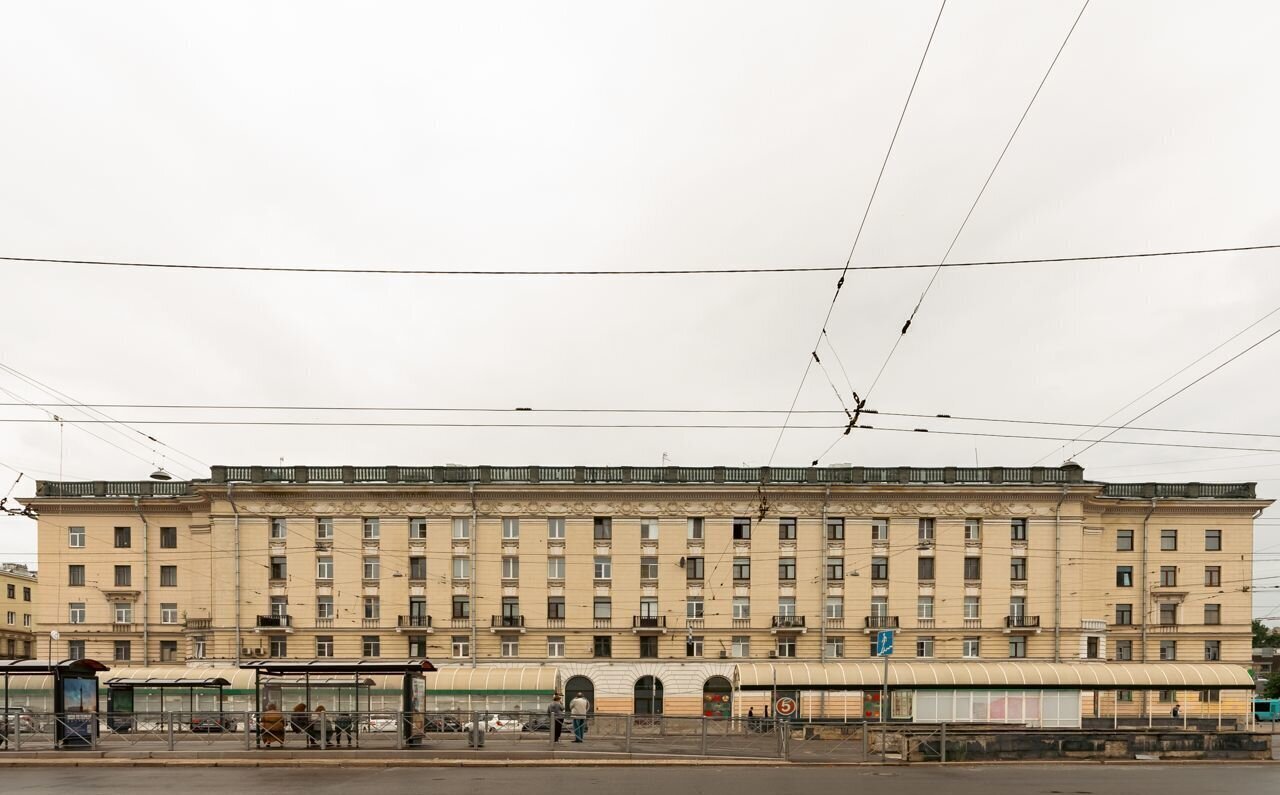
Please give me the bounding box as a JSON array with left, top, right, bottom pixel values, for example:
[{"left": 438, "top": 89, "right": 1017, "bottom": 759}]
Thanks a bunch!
[{"left": 569, "top": 692, "right": 590, "bottom": 743}]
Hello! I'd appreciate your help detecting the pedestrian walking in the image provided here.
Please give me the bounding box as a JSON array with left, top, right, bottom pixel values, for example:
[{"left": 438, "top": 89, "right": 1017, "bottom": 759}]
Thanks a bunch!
[
  {"left": 548, "top": 694, "right": 565, "bottom": 742},
  {"left": 569, "top": 692, "right": 590, "bottom": 743},
  {"left": 1172, "top": 703, "right": 1181, "bottom": 719}
]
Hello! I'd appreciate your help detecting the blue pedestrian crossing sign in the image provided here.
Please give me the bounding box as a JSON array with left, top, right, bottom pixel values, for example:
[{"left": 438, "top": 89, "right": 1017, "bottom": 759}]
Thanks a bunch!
[{"left": 876, "top": 630, "right": 895, "bottom": 656}]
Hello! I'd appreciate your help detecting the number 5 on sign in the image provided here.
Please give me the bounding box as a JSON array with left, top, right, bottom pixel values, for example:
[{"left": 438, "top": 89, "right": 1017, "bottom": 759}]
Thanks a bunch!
[{"left": 876, "top": 630, "right": 894, "bottom": 656}]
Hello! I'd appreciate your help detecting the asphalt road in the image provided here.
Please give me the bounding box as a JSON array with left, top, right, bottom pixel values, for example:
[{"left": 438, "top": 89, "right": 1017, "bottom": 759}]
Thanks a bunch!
[{"left": 5, "top": 765, "right": 1278, "bottom": 794}]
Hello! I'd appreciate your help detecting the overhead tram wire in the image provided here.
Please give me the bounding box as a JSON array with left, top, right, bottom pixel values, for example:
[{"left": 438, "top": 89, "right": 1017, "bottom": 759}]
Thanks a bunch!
[
  {"left": 856, "top": 0, "right": 1092, "bottom": 414},
  {"left": 1033, "top": 301, "right": 1280, "bottom": 465},
  {"left": 768, "top": 0, "right": 949, "bottom": 467}
]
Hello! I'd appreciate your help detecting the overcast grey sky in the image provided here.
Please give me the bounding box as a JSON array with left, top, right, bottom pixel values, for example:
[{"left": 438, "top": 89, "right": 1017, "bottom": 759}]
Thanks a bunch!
[{"left": 1, "top": 1, "right": 1278, "bottom": 619}]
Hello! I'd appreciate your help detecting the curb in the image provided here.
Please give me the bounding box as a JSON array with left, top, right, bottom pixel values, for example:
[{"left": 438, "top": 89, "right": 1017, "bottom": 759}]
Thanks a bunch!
[{"left": 0, "top": 757, "right": 1273, "bottom": 768}]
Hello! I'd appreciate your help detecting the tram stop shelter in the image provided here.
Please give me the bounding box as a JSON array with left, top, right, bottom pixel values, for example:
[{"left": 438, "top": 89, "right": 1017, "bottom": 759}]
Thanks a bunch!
[
  {"left": 0, "top": 658, "right": 109, "bottom": 747},
  {"left": 104, "top": 675, "right": 232, "bottom": 732}
]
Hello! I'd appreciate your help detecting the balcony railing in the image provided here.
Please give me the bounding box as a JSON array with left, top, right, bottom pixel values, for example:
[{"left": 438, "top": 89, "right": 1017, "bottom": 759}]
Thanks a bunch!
[
  {"left": 256, "top": 615, "right": 291, "bottom": 628},
  {"left": 315, "top": 617, "right": 333, "bottom": 628},
  {"left": 1005, "top": 615, "right": 1041, "bottom": 629},
  {"left": 184, "top": 618, "right": 212, "bottom": 630},
  {"left": 397, "top": 615, "right": 433, "bottom": 628},
  {"left": 632, "top": 616, "right": 666, "bottom": 629},
  {"left": 863, "top": 615, "right": 899, "bottom": 629},
  {"left": 771, "top": 615, "right": 806, "bottom": 629},
  {"left": 361, "top": 617, "right": 381, "bottom": 628},
  {"left": 492, "top": 615, "right": 525, "bottom": 628}
]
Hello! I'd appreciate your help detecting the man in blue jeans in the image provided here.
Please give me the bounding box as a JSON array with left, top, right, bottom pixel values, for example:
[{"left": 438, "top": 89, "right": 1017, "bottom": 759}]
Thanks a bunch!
[{"left": 569, "top": 693, "right": 590, "bottom": 742}]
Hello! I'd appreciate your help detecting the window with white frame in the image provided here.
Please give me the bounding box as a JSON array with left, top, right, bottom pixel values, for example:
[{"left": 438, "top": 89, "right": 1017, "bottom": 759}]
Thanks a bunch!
[
  {"left": 547, "top": 557, "right": 565, "bottom": 580},
  {"left": 68, "top": 602, "right": 85, "bottom": 624},
  {"left": 776, "top": 637, "right": 796, "bottom": 657},
  {"left": 687, "top": 597, "right": 704, "bottom": 619},
  {"left": 1009, "top": 636, "right": 1027, "bottom": 658},
  {"left": 916, "top": 637, "right": 934, "bottom": 658},
  {"left": 114, "top": 603, "right": 132, "bottom": 624},
  {"left": 962, "top": 637, "right": 980, "bottom": 658},
  {"left": 316, "top": 517, "right": 334, "bottom": 539},
  {"left": 409, "top": 517, "right": 427, "bottom": 540},
  {"left": 502, "top": 517, "right": 520, "bottom": 540},
  {"left": 547, "top": 517, "right": 565, "bottom": 539},
  {"left": 270, "top": 517, "right": 287, "bottom": 540},
  {"left": 871, "top": 518, "right": 889, "bottom": 542},
  {"left": 452, "top": 556, "right": 470, "bottom": 580},
  {"left": 363, "top": 556, "right": 380, "bottom": 580},
  {"left": 687, "top": 517, "right": 704, "bottom": 540},
  {"left": 964, "top": 595, "right": 980, "bottom": 620},
  {"left": 732, "top": 636, "right": 750, "bottom": 657},
  {"left": 161, "top": 603, "right": 178, "bottom": 624},
  {"left": 778, "top": 596, "right": 796, "bottom": 617},
  {"left": 452, "top": 636, "right": 470, "bottom": 658},
  {"left": 593, "top": 556, "right": 612, "bottom": 579},
  {"left": 547, "top": 636, "right": 565, "bottom": 657},
  {"left": 451, "top": 517, "right": 470, "bottom": 540},
  {"left": 825, "top": 636, "right": 844, "bottom": 658},
  {"left": 364, "top": 596, "right": 380, "bottom": 620},
  {"left": 362, "top": 635, "right": 380, "bottom": 657},
  {"left": 964, "top": 518, "right": 981, "bottom": 541},
  {"left": 686, "top": 636, "right": 704, "bottom": 657},
  {"left": 500, "top": 636, "right": 519, "bottom": 657},
  {"left": 317, "top": 596, "right": 334, "bottom": 619},
  {"left": 317, "top": 556, "right": 333, "bottom": 579},
  {"left": 918, "top": 517, "right": 935, "bottom": 543},
  {"left": 68, "top": 526, "right": 85, "bottom": 548},
  {"left": 733, "top": 597, "right": 750, "bottom": 620},
  {"left": 917, "top": 596, "right": 934, "bottom": 619},
  {"left": 640, "top": 556, "right": 658, "bottom": 579},
  {"left": 363, "top": 517, "right": 380, "bottom": 539},
  {"left": 640, "top": 519, "right": 659, "bottom": 541},
  {"left": 502, "top": 555, "right": 520, "bottom": 580},
  {"left": 825, "top": 596, "right": 843, "bottom": 619}
]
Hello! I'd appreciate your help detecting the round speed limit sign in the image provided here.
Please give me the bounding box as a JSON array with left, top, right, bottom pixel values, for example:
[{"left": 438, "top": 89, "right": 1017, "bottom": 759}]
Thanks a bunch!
[{"left": 774, "top": 696, "right": 797, "bottom": 717}]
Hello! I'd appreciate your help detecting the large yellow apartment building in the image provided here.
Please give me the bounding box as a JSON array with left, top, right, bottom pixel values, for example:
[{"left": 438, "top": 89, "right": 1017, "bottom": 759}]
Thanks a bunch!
[
  {"left": 27, "top": 464, "right": 1267, "bottom": 718},
  {"left": 0, "top": 562, "right": 37, "bottom": 659}
]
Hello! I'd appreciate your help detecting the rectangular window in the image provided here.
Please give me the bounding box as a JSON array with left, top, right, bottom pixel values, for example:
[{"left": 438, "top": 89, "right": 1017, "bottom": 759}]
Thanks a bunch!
[
  {"left": 594, "top": 556, "right": 612, "bottom": 580},
  {"left": 732, "top": 517, "right": 752, "bottom": 540},
  {"left": 917, "top": 596, "right": 934, "bottom": 620},
  {"left": 408, "top": 635, "right": 428, "bottom": 657},
  {"left": 160, "top": 603, "right": 178, "bottom": 624},
  {"left": 778, "top": 517, "right": 797, "bottom": 540},
  {"left": 593, "top": 597, "right": 612, "bottom": 620},
  {"left": 69, "top": 526, "right": 85, "bottom": 548},
  {"left": 593, "top": 517, "right": 612, "bottom": 541},
  {"left": 114, "top": 603, "right": 132, "bottom": 624},
  {"left": 1204, "top": 604, "right": 1221, "bottom": 625},
  {"left": 502, "top": 556, "right": 520, "bottom": 580},
  {"left": 1010, "top": 518, "right": 1028, "bottom": 541},
  {"left": 826, "top": 557, "right": 844, "bottom": 580},
  {"left": 1116, "top": 566, "right": 1133, "bottom": 587},
  {"left": 502, "top": 517, "right": 520, "bottom": 540},
  {"left": 778, "top": 557, "right": 796, "bottom": 580},
  {"left": 779, "top": 596, "right": 796, "bottom": 617},
  {"left": 270, "top": 557, "right": 287, "bottom": 580},
  {"left": 1009, "top": 636, "right": 1027, "bottom": 658},
  {"left": 270, "top": 596, "right": 288, "bottom": 618},
  {"left": 7, "top": 611, "right": 13, "bottom": 624},
  {"left": 548, "top": 597, "right": 566, "bottom": 619},
  {"left": 686, "top": 636, "right": 703, "bottom": 657},
  {"left": 1115, "top": 603, "right": 1132, "bottom": 625},
  {"left": 826, "top": 596, "right": 844, "bottom": 619},
  {"left": 501, "top": 636, "right": 519, "bottom": 658},
  {"left": 68, "top": 602, "right": 85, "bottom": 624},
  {"left": 686, "top": 556, "right": 704, "bottom": 579},
  {"left": 1085, "top": 635, "right": 1099, "bottom": 660},
  {"left": 1160, "top": 640, "right": 1177, "bottom": 660},
  {"left": 1159, "top": 602, "right": 1177, "bottom": 625},
  {"left": 409, "top": 556, "right": 427, "bottom": 580},
  {"left": 364, "top": 596, "right": 380, "bottom": 620},
  {"left": 825, "top": 636, "right": 844, "bottom": 658},
  {"left": 68, "top": 639, "right": 85, "bottom": 659},
  {"left": 115, "top": 565, "right": 132, "bottom": 587},
  {"left": 160, "top": 527, "right": 177, "bottom": 548},
  {"left": 21, "top": 588, "right": 28, "bottom": 602},
  {"left": 547, "top": 636, "right": 565, "bottom": 658},
  {"left": 547, "top": 557, "right": 565, "bottom": 580},
  {"left": 962, "top": 637, "right": 980, "bottom": 659},
  {"left": 316, "top": 636, "right": 335, "bottom": 657},
  {"left": 640, "top": 556, "right": 658, "bottom": 579},
  {"left": 1117, "top": 690, "right": 1134, "bottom": 703},
  {"left": 1205, "top": 566, "right": 1221, "bottom": 587},
  {"left": 593, "top": 636, "right": 612, "bottom": 658},
  {"left": 869, "top": 596, "right": 887, "bottom": 619},
  {"left": 451, "top": 636, "right": 469, "bottom": 658},
  {"left": 409, "top": 517, "right": 427, "bottom": 540},
  {"left": 640, "top": 518, "right": 659, "bottom": 541},
  {"left": 547, "top": 517, "right": 565, "bottom": 539},
  {"left": 270, "top": 517, "right": 287, "bottom": 540},
  {"left": 687, "top": 597, "right": 704, "bottom": 619},
  {"left": 1113, "top": 639, "right": 1132, "bottom": 661},
  {"left": 1161, "top": 529, "right": 1178, "bottom": 551},
  {"left": 316, "top": 596, "right": 333, "bottom": 619},
  {"left": 362, "top": 635, "right": 381, "bottom": 657},
  {"left": 451, "top": 517, "right": 470, "bottom": 539},
  {"left": 964, "top": 596, "right": 980, "bottom": 620},
  {"left": 5, "top": 585, "right": 12, "bottom": 598},
  {"left": 1010, "top": 557, "right": 1027, "bottom": 581},
  {"left": 1160, "top": 566, "right": 1177, "bottom": 587},
  {"left": 452, "top": 556, "right": 470, "bottom": 580},
  {"left": 732, "top": 557, "right": 751, "bottom": 581},
  {"left": 964, "top": 556, "right": 981, "bottom": 580},
  {"left": 639, "top": 636, "right": 659, "bottom": 658},
  {"left": 160, "top": 565, "right": 177, "bottom": 587},
  {"left": 827, "top": 518, "right": 845, "bottom": 541},
  {"left": 114, "top": 526, "right": 131, "bottom": 548},
  {"left": 1199, "top": 688, "right": 1221, "bottom": 702},
  {"left": 776, "top": 637, "right": 796, "bottom": 658},
  {"left": 114, "top": 640, "right": 131, "bottom": 661},
  {"left": 733, "top": 597, "right": 750, "bottom": 620},
  {"left": 964, "top": 519, "right": 981, "bottom": 542},
  {"left": 316, "top": 517, "right": 334, "bottom": 539},
  {"left": 452, "top": 596, "right": 470, "bottom": 619},
  {"left": 269, "top": 636, "right": 287, "bottom": 658},
  {"left": 1205, "top": 529, "right": 1222, "bottom": 551},
  {"left": 871, "top": 518, "right": 889, "bottom": 542},
  {"left": 732, "top": 636, "right": 750, "bottom": 658},
  {"left": 871, "top": 557, "right": 888, "bottom": 580},
  {"left": 916, "top": 637, "right": 934, "bottom": 658},
  {"left": 917, "top": 518, "right": 935, "bottom": 543},
  {"left": 687, "top": 517, "right": 704, "bottom": 540},
  {"left": 1158, "top": 690, "right": 1175, "bottom": 703},
  {"left": 317, "top": 556, "right": 333, "bottom": 579},
  {"left": 1204, "top": 641, "right": 1221, "bottom": 661},
  {"left": 917, "top": 556, "right": 934, "bottom": 580},
  {"left": 362, "top": 517, "right": 380, "bottom": 539},
  {"left": 1117, "top": 529, "right": 1134, "bottom": 551}
]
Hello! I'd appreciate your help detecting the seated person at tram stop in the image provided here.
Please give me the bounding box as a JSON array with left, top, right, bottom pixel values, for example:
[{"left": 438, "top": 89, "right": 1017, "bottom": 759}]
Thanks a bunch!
[{"left": 259, "top": 703, "right": 286, "bottom": 748}]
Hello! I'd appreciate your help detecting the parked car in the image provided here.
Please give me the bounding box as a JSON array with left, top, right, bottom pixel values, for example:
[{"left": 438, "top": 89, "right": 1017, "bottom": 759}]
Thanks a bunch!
[
  {"left": 423, "top": 714, "right": 463, "bottom": 733},
  {"left": 461, "top": 714, "right": 524, "bottom": 733},
  {"left": 522, "top": 714, "right": 551, "bottom": 733},
  {"left": 0, "top": 707, "right": 37, "bottom": 735},
  {"left": 190, "top": 714, "right": 238, "bottom": 732}
]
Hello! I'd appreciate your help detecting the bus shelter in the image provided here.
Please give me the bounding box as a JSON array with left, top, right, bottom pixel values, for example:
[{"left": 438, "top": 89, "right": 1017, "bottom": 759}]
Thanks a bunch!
[
  {"left": 241, "top": 660, "right": 435, "bottom": 744},
  {"left": 0, "top": 659, "right": 108, "bottom": 748},
  {"left": 105, "top": 675, "right": 231, "bottom": 732}
]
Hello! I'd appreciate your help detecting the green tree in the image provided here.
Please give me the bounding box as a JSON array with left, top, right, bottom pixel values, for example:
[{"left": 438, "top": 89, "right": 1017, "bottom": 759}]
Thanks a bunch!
[
  {"left": 1252, "top": 619, "right": 1280, "bottom": 648},
  {"left": 1264, "top": 671, "right": 1280, "bottom": 700}
]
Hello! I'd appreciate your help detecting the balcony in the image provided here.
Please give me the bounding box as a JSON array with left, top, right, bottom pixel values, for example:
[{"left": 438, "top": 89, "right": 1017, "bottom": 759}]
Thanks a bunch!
[
  {"left": 1081, "top": 619, "right": 1107, "bottom": 633},
  {"left": 396, "top": 615, "right": 433, "bottom": 633},
  {"left": 255, "top": 615, "right": 293, "bottom": 633},
  {"left": 593, "top": 618, "right": 613, "bottom": 629},
  {"left": 491, "top": 615, "right": 526, "bottom": 633},
  {"left": 183, "top": 618, "right": 212, "bottom": 631},
  {"left": 315, "top": 617, "right": 333, "bottom": 628},
  {"left": 863, "top": 616, "right": 899, "bottom": 632},
  {"left": 632, "top": 616, "right": 668, "bottom": 634},
  {"left": 546, "top": 617, "right": 565, "bottom": 629},
  {"left": 361, "top": 617, "right": 381, "bottom": 628},
  {"left": 1152, "top": 623, "right": 1180, "bottom": 634},
  {"left": 1004, "top": 615, "right": 1041, "bottom": 633},
  {"left": 771, "top": 615, "right": 807, "bottom": 633},
  {"left": 450, "top": 617, "right": 470, "bottom": 629},
  {"left": 111, "top": 623, "right": 136, "bottom": 633}
]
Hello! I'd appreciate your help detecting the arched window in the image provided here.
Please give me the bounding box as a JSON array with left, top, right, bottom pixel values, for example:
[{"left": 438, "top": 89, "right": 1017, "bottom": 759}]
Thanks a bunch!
[
  {"left": 564, "top": 675, "right": 594, "bottom": 713},
  {"left": 634, "top": 675, "right": 664, "bottom": 715},
  {"left": 703, "top": 675, "right": 732, "bottom": 718}
]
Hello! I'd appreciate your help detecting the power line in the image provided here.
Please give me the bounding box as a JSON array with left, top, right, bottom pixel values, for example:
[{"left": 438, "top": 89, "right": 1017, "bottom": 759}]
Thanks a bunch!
[
  {"left": 769, "top": 0, "right": 948, "bottom": 465},
  {"left": 850, "top": 423, "right": 1280, "bottom": 455}
]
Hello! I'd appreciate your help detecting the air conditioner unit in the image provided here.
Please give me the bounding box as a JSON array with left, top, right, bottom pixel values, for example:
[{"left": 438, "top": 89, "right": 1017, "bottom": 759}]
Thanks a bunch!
[
  {"left": 718, "top": 650, "right": 729, "bottom": 659},
  {"left": 768, "top": 651, "right": 778, "bottom": 658},
  {"left": 241, "top": 647, "right": 253, "bottom": 656}
]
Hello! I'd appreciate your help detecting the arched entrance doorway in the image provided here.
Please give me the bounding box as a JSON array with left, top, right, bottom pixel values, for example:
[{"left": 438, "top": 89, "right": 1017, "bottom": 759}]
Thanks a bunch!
[
  {"left": 634, "top": 675, "right": 664, "bottom": 715},
  {"left": 702, "top": 676, "right": 732, "bottom": 718},
  {"left": 564, "top": 675, "right": 594, "bottom": 713}
]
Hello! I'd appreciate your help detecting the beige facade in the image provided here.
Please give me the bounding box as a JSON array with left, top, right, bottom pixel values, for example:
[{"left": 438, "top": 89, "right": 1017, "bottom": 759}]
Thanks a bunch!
[
  {"left": 0, "top": 563, "right": 37, "bottom": 659},
  {"left": 27, "top": 464, "right": 1268, "bottom": 716}
]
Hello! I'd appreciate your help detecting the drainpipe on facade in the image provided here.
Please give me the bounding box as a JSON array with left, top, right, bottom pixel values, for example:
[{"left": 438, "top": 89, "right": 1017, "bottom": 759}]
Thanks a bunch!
[
  {"left": 228, "top": 483, "right": 242, "bottom": 666},
  {"left": 1053, "top": 485, "right": 1068, "bottom": 663},
  {"left": 133, "top": 498, "right": 150, "bottom": 666},
  {"left": 819, "top": 486, "right": 830, "bottom": 663},
  {"left": 470, "top": 482, "right": 478, "bottom": 670}
]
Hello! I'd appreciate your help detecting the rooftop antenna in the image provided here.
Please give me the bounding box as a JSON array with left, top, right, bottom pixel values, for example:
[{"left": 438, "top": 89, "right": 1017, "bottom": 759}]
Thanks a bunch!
[{"left": 662, "top": 452, "right": 671, "bottom": 466}]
